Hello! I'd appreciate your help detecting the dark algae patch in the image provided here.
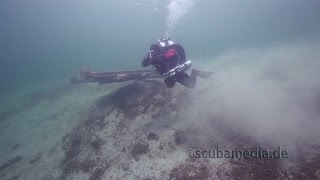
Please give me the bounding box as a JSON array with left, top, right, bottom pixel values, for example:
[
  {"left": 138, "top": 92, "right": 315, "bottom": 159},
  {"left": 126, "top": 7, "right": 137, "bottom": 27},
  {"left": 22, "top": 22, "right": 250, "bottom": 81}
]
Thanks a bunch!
[
  {"left": 147, "top": 132, "right": 159, "bottom": 141},
  {"left": 10, "top": 144, "right": 20, "bottom": 151},
  {"left": 131, "top": 142, "right": 150, "bottom": 160},
  {"left": 30, "top": 152, "right": 42, "bottom": 164},
  {"left": 0, "top": 156, "right": 23, "bottom": 172}
]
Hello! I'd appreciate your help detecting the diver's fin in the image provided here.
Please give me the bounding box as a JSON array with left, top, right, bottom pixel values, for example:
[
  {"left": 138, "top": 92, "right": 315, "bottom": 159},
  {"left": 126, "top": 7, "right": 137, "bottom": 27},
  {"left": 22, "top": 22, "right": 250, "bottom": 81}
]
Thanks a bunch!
[{"left": 192, "top": 69, "right": 213, "bottom": 79}]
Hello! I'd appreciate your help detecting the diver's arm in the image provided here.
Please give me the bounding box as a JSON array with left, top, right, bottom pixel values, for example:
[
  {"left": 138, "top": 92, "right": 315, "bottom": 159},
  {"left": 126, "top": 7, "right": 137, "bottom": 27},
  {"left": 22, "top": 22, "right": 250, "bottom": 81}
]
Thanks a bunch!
[
  {"left": 142, "top": 50, "right": 163, "bottom": 67},
  {"left": 142, "top": 52, "right": 152, "bottom": 67},
  {"left": 142, "top": 57, "right": 151, "bottom": 67}
]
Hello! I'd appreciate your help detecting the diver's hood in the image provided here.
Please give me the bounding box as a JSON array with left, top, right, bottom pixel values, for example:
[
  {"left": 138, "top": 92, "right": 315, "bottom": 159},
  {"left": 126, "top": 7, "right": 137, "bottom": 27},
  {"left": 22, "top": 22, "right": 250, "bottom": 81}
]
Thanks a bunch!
[
  {"left": 156, "top": 38, "right": 174, "bottom": 47},
  {"left": 151, "top": 38, "right": 174, "bottom": 53},
  {"left": 157, "top": 40, "right": 174, "bottom": 47}
]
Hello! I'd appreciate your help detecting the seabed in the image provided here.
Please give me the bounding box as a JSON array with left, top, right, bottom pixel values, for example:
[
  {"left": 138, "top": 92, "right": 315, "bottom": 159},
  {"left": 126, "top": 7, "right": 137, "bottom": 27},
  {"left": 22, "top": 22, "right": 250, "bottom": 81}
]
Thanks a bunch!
[{"left": 0, "top": 80, "right": 320, "bottom": 180}]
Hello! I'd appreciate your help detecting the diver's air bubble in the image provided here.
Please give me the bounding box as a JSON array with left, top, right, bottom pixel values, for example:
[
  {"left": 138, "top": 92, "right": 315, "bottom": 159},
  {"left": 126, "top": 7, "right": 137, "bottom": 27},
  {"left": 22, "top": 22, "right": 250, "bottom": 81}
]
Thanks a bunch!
[{"left": 165, "top": 0, "right": 194, "bottom": 36}]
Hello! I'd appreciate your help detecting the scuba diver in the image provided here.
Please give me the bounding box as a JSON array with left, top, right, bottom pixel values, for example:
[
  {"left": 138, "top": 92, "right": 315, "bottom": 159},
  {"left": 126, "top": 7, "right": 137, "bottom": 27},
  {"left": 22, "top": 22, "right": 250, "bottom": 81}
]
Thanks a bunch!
[{"left": 141, "top": 38, "right": 213, "bottom": 88}]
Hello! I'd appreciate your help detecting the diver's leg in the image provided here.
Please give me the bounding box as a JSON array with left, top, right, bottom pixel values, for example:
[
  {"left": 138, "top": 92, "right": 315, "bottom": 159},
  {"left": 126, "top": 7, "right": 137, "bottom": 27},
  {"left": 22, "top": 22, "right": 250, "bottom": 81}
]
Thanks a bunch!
[
  {"left": 176, "top": 72, "right": 196, "bottom": 89},
  {"left": 164, "top": 77, "right": 176, "bottom": 88},
  {"left": 191, "top": 69, "right": 213, "bottom": 79}
]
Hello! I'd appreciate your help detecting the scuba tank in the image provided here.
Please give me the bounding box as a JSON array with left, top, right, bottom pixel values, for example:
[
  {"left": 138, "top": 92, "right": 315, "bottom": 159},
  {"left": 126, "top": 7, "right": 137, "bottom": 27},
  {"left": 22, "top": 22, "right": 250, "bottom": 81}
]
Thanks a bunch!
[{"left": 163, "top": 60, "right": 192, "bottom": 80}]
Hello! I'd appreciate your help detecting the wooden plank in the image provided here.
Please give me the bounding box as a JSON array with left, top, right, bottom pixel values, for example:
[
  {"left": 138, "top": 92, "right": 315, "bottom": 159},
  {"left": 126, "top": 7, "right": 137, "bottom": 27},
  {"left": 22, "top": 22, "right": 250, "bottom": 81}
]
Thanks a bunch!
[{"left": 70, "top": 68, "right": 162, "bottom": 84}]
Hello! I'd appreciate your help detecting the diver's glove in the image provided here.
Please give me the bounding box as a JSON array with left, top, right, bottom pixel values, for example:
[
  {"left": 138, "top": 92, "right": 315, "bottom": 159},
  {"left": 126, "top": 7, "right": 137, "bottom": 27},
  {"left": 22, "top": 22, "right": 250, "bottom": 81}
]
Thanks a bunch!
[
  {"left": 148, "top": 50, "right": 163, "bottom": 65},
  {"left": 142, "top": 50, "right": 157, "bottom": 67},
  {"left": 147, "top": 50, "right": 155, "bottom": 59}
]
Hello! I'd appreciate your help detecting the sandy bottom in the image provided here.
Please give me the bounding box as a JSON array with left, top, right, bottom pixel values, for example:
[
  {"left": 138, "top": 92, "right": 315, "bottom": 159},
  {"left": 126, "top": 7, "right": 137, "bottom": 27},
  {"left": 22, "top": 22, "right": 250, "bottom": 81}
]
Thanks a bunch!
[{"left": 0, "top": 81, "right": 127, "bottom": 180}]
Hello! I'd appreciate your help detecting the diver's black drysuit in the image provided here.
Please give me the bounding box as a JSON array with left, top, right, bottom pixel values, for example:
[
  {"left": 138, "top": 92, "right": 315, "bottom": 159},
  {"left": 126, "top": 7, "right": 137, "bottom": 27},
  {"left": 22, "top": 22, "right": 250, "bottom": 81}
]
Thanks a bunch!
[{"left": 142, "top": 43, "right": 207, "bottom": 88}]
